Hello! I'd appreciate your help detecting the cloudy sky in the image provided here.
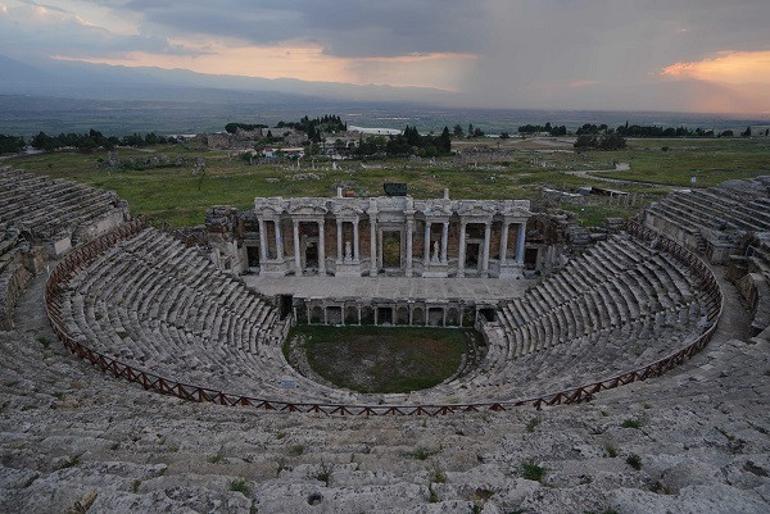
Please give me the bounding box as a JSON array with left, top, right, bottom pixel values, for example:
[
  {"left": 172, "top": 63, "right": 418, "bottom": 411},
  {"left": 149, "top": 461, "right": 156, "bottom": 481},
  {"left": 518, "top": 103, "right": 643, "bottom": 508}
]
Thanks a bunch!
[{"left": 1, "top": 0, "right": 769, "bottom": 113}]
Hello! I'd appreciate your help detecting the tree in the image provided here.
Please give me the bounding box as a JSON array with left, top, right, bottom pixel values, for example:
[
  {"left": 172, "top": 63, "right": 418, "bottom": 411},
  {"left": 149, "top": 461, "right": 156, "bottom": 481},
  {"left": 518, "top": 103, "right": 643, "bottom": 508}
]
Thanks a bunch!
[
  {"left": 30, "top": 132, "right": 52, "bottom": 151},
  {"left": 453, "top": 124, "right": 464, "bottom": 138},
  {"left": 467, "top": 124, "right": 474, "bottom": 138},
  {"left": 574, "top": 133, "right": 626, "bottom": 151},
  {"left": 0, "top": 134, "right": 25, "bottom": 154},
  {"left": 499, "top": 131, "right": 510, "bottom": 139},
  {"left": 742, "top": 126, "right": 752, "bottom": 137},
  {"left": 437, "top": 126, "right": 452, "bottom": 154}
]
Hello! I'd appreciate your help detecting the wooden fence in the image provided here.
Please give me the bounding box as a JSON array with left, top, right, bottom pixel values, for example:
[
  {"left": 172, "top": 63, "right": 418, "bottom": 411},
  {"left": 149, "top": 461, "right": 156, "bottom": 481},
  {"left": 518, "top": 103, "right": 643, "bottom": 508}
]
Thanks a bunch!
[{"left": 45, "top": 219, "right": 723, "bottom": 415}]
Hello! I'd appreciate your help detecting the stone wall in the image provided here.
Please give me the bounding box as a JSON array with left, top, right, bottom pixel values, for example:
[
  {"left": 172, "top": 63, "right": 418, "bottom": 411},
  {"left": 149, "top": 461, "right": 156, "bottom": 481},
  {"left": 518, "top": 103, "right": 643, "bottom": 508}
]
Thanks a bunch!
[{"left": 0, "top": 263, "right": 32, "bottom": 330}]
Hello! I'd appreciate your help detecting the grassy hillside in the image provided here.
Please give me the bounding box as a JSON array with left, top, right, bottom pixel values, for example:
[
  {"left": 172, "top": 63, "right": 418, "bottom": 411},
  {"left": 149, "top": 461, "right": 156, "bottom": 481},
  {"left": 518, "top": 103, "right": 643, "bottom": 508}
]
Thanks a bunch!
[{"left": 6, "top": 137, "right": 768, "bottom": 227}]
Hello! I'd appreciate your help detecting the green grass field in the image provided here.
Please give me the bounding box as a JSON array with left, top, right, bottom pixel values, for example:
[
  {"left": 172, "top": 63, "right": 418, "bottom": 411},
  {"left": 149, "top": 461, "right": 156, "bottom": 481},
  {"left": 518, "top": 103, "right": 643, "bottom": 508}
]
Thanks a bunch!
[
  {"left": 6, "top": 137, "right": 767, "bottom": 226},
  {"left": 288, "top": 325, "right": 469, "bottom": 393},
  {"left": 592, "top": 137, "right": 770, "bottom": 187}
]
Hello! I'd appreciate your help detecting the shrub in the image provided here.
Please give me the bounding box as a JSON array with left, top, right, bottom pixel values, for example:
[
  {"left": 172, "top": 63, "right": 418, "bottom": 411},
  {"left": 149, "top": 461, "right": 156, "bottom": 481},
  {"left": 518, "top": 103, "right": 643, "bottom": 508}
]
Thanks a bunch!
[
  {"left": 621, "top": 418, "right": 642, "bottom": 429},
  {"left": 428, "top": 484, "right": 439, "bottom": 503},
  {"left": 604, "top": 443, "right": 618, "bottom": 458},
  {"left": 431, "top": 466, "right": 446, "bottom": 484},
  {"left": 626, "top": 454, "right": 642, "bottom": 470},
  {"left": 60, "top": 455, "right": 80, "bottom": 468},
  {"left": 526, "top": 417, "right": 541, "bottom": 433},
  {"left": 229, "top": 479, "right": 250, "bottom": 495},
  {"left": 520, "top": 461, "right": 546, "bottom": 482},
  {"left": 408, "top": 447, "right": 438, "bottom": 461},
  {"left": 207, "top": 452, "right": 225, "bottom": 464},
  {"left": 288, "top": 444, "right": 305, "bottom": 456},
  {"left": 473, "top": 488, "right": 495, "bottom": 500},
  {"left": 314, "top": 463, "right": 332, "bottom": 486}
]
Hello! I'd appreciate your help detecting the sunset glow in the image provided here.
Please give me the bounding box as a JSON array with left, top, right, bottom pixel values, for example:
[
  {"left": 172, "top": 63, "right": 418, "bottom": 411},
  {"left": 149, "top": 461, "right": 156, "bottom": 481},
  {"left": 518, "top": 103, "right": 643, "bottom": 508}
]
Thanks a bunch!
[
  {"left": 662, "top": 50, "right": 770, "bottom": 85},
  {"left": 1, "top": 0, "right": 769, "bottom": 112},
  {"left": 54, "top": 42, "right": 477, "bottom": 90}
]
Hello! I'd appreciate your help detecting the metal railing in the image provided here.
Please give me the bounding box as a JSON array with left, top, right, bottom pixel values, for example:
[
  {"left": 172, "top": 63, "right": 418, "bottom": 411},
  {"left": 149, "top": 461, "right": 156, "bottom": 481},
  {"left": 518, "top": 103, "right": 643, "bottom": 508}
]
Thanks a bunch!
[{"left": 45, "top": 219, "right": 723, "bottom": 415}]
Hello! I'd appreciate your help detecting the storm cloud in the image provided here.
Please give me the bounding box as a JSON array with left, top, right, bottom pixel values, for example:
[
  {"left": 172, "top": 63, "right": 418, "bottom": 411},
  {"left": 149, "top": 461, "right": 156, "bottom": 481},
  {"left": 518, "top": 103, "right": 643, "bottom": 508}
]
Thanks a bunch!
[{"left": 2, "top": 0, "right": 769, "bottom": 111}]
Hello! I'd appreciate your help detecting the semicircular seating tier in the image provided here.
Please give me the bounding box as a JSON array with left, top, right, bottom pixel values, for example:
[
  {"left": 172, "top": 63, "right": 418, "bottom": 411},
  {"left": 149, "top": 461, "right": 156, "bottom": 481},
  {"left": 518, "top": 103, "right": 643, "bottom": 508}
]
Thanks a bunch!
[
  {"left": 0, "top": 168, "right": 128, "bottom": 248},
  {"left": 0, "top": 167, "right": 129, "bottom": 330},
  {"left": 643, "top": 175, "right": 769, "bottom": 339},
  {"left": 53, "top": 223, "right": 719, "bottom": 406}
]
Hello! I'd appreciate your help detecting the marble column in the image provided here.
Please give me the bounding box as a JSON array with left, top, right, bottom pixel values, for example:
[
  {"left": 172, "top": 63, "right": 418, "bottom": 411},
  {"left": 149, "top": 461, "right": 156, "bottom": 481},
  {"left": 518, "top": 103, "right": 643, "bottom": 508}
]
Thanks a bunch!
[
  {"left": 336, "top": 219, "right": 343, "bottom": 263},
  {"left": 423, "top": 221, "right": 431, "bottom": 268},
  {"left": 258, "top": 218, "right": 268, "bottom": 263},
  {"left": 441, "top": 221, "right": 449, "bottom": 264},
  {"left": 516, "top": 221, "right": 527, "bottom": 264},
  {"left": 274, "top": 220, "right": 283, "bottom": 261},
  {"left": 457, "top": 220, "right": 467, "bottom": 278},
  {"left": 293, "top": 220, "right": 302, "bottom": 276},
  {"left": 482, "top": 221, "right": 491, "bottom": 277},
  {"left": 353, "top": 219, "right": 360, "bottom": 261},
  {"left": 318, "top": 219, "right": 326, "bottom": 275},
  {"left": 499, "top": 221, "right": 510, "bottom": 267},
  {"left": 406, "top": 219, "right": 414, "bottom": 277},
  {"left": 369, "top": 215, "right": 377, "bottom": 275}
]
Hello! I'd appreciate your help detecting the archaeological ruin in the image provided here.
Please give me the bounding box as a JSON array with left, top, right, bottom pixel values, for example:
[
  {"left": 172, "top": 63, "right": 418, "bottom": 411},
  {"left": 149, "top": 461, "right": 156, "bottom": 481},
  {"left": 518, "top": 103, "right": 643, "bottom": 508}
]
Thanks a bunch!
[{"left": 1, "top": 165, "right": 769, "bottom": 512}]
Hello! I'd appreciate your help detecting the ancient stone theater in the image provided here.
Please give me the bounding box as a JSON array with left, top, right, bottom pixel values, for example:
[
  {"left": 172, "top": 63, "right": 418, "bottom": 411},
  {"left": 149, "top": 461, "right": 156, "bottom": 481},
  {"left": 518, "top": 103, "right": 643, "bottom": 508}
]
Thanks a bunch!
[{"left": 1, "top": 167, "right": 769, "bottom": 512}]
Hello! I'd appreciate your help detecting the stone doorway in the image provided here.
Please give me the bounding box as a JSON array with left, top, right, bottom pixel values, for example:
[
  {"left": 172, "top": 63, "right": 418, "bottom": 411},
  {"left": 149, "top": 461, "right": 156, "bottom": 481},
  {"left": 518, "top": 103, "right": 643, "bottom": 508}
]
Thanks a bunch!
[
  {"left": 377, "top": 307, "right": 394, "bottom": 325},
  {"left": 246, "top": 245, "right": 260, "bottom": 268},
  {"left": 304, "top": 238, "right": 319, "bottom": 271},
  {"left": 466, "top": 242, "right": 482, "bottom": 271},
  {"left": 381, "top": 231, "right": 402, "bottom": 270},
  {"left": 525, "top": 247, "right": 538, "bottom": 270}
]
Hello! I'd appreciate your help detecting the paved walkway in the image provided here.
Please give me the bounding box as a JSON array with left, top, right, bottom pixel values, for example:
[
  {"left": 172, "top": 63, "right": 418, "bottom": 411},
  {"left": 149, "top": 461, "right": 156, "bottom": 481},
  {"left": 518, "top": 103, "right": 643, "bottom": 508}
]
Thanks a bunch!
[
  {"left": 244, "top": 275, "right": 534, "bottom": 303},
  {"left": 564, "top": 169, "right": 681, "bottom": 191}
]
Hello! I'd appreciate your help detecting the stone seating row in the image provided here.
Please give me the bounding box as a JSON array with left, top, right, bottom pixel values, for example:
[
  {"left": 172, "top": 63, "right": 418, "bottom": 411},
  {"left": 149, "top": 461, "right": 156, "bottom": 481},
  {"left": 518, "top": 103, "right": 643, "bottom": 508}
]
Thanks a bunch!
[
  {"left": 59, "top": 227, "right": 361, "bottom": 403},
  {"left": 435, "top": 232, "right": 713, "bottom": 402},
  {"left": 0, "top": 168, "right": 126, "bottom": 242},
  {"left": 496, "top": 235, "right": 698, "bottom": 354},
  {"left": 455, "top": 303, "right": 705, "bottom": 401},
  {"left": 644, "top": 177, "right": 770, "bottom": 240},
  {"left": 54, "top": 224, "right": 716, "bottom": 406}
]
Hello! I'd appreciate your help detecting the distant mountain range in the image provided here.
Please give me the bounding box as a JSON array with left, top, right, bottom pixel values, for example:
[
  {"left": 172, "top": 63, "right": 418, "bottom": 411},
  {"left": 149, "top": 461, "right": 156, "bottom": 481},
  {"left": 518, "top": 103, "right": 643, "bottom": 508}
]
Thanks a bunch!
[
  {"left": 0, "top": 54, "right": 455, "bottom": 106},
  {"left": 1, "top": 54, "right": 768, "bottom": 137}
]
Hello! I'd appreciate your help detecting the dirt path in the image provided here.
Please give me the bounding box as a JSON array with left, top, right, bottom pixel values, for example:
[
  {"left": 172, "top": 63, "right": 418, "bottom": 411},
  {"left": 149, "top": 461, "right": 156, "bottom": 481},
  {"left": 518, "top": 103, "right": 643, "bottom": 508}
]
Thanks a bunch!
[{"left": 564, "top": 168, "right": 681, "bottom": 191}]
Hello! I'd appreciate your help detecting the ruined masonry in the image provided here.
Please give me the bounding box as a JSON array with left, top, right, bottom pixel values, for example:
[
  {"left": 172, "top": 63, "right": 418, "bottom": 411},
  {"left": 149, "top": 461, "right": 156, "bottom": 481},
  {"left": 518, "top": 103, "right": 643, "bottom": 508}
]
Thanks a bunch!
[{"left": 0, "top": 168, "right": 768, "bottom": 513}]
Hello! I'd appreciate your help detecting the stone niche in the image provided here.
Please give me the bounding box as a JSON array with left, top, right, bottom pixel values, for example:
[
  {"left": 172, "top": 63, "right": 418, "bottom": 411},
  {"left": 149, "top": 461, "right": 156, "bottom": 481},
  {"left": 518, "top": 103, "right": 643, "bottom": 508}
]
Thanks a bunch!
[
  {"left": 293, "top": 297, "right": 492, "bottom": 329},
  {"left": 207, "top": 192, "right": 535, "bottom": 280}
]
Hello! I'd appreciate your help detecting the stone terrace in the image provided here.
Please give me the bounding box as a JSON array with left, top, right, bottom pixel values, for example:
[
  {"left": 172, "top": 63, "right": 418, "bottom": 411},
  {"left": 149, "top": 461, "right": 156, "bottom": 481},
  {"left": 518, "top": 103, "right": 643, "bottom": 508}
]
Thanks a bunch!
[
  {"left": 0, "top": 271, "right": 767, "bottom": 513},
  {"left": 245, "top": 275, "right": 534, "bottom": 302},
  {"left": 0, "top": 167, "right": 128, "bottom": 254},
  {"left": 0, "top": 167, "right": 129, "bottom": 330},
  {"left": 644, "top": 175, "right": 770, "bottom": 263},
  {"left": 51, "top": 223, "right": 717, "bottom": 407},
  {"left": 0, "top": 173, "right": 767, "bottom": 512}
]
